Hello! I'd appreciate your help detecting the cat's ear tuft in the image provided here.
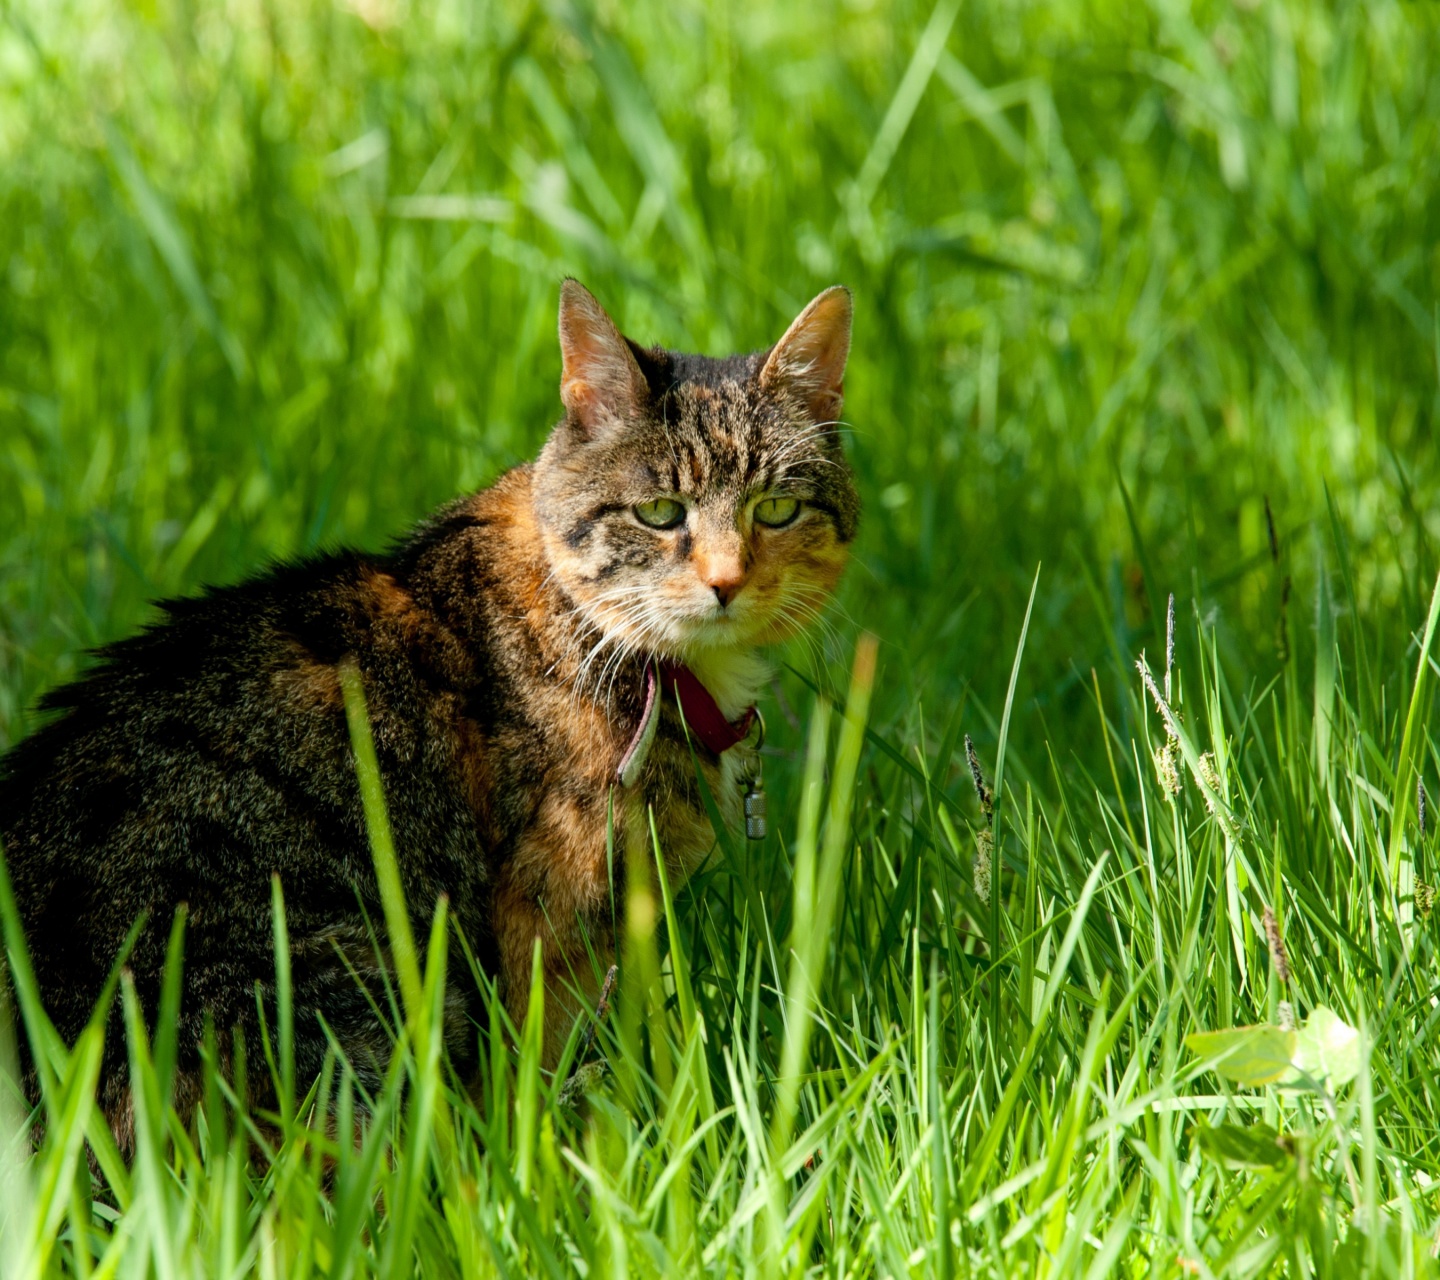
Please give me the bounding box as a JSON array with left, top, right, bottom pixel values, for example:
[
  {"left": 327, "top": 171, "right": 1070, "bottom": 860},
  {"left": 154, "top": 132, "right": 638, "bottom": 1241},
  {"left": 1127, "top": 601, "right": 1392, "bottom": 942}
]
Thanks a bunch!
[
  {"left": 760, "top": 286, "right": 852, "bottom": 424},
  {"left": 558, "top": 279, "right": 648, "bottom": 438}
]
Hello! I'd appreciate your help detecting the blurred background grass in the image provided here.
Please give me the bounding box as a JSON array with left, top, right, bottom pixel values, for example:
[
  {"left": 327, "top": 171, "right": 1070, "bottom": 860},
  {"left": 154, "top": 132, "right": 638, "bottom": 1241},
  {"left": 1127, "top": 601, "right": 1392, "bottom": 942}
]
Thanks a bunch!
[{"left": 3, "top": 0, "right": 1437, "bottom": 754}]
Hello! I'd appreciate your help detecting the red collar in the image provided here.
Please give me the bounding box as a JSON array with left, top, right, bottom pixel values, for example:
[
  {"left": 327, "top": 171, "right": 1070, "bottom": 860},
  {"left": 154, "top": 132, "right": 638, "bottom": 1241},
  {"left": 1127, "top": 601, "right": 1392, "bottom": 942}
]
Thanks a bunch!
[
  {"left": 616, "top": 659, "right": 756, "bottom": 786},
  {"left": 658, "top": 661, "right": 756, "bottom": 754}
]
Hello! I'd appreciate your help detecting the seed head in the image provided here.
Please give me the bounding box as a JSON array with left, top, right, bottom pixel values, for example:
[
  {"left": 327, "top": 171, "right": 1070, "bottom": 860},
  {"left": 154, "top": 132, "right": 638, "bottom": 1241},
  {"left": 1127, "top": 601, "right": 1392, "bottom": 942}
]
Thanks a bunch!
[
  {"left": 1165, "top": 593, "right": 1176, "bottom": 705},
  {"left": 964, "top": 734, "right": 993, "bottom": 821},
  {"left": 1198, "top": 751, "right": 1222, "bottom": 814},
  {"left": 1419, "top": 777, "right": 1429, "bottom": 840},
  {"left": 1136, "top": 654, "right": 1180, "bottom": 739},
  {"left": 1417, "top": 882, "right": 1436, "bottom": 921},
  {"left": 1263, "top": 905, "right": 1291, "bottom": 986},
  {"left": 974, "top": 827, "right": 993, "bottom": 906},
  {"left": 1153, "top": 740, "right": 1181, "bottom": 798}
]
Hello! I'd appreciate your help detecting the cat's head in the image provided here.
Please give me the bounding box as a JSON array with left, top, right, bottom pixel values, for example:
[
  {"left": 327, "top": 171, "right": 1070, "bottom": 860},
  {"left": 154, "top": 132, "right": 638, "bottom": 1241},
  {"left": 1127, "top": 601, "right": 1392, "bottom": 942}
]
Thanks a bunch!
[{"left": 532, "top": 280, "right": 858, "bottom": 664}]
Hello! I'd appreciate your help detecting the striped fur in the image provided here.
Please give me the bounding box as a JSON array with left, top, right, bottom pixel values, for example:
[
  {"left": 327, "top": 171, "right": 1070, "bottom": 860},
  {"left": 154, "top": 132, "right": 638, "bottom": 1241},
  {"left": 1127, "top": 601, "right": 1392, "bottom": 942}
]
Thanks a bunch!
[{"left": 0, "top": 281, "right": 858, "bottom": 1133}]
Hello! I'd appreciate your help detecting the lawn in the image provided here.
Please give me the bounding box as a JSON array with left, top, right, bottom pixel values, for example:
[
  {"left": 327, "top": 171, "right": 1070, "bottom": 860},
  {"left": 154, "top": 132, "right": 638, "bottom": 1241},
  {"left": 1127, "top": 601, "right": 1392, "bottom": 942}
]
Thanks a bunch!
[{"left": 3, "top": 0, "right": 1440, "bottom": 1274}]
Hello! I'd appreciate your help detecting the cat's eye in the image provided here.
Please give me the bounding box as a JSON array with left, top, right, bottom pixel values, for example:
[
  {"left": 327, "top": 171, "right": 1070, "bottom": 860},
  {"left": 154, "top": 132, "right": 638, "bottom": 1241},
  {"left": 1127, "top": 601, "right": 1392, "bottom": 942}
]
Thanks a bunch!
[
  {"left": 753, "top": 496, "right": 800, "bottom": 528},
  {"left": 634, "top": 497, "right": 686, "bottom": 529}
]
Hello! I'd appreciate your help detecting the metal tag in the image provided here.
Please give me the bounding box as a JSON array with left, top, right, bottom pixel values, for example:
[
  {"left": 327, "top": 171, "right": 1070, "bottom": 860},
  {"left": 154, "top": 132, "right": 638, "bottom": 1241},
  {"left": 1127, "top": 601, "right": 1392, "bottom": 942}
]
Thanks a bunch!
[
  {"left": 743, "top": 777, "right": 767, "bottom": 841},
  {"left": 741, "top": 707, "right": 767, "bottom": 841}
]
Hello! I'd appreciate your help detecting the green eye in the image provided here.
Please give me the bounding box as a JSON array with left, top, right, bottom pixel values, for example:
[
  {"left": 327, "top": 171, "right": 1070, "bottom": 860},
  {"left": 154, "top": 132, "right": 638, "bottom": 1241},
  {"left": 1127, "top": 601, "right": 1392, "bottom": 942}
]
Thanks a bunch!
[
  {"left": 754, "top": 496, "right": 800, "bottom": 527},
  {"left": 635, "top": 497, "right": 686, "bottom": 529}
]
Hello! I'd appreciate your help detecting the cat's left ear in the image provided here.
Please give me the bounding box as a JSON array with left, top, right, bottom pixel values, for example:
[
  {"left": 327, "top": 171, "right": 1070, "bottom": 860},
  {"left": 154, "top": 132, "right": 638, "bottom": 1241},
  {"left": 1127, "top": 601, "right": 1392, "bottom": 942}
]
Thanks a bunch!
[{"left": 760, "top": 286, "right": 852, "bottom": 424}]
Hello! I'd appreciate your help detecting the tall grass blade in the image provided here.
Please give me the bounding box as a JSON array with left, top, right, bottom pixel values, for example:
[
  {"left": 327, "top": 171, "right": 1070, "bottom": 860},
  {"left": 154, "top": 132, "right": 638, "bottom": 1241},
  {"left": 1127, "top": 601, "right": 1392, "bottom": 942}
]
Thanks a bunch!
[{"left": 340, "top": 659, "right": 423, "bottom": 1022}]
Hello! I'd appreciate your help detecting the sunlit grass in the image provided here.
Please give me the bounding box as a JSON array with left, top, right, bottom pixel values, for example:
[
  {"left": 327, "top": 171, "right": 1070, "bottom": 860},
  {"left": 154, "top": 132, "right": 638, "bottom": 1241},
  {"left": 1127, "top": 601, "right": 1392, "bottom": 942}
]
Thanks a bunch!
[{"left": 4, "top": 0, "right": 1440, "bottom": 1273}]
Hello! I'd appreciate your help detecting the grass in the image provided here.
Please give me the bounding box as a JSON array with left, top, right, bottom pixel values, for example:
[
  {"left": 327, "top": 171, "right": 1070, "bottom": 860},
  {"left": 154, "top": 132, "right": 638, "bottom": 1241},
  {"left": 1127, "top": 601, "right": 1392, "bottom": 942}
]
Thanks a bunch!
[{"left": 3, "top": 0, "right": 1440, "bottom": 1272}]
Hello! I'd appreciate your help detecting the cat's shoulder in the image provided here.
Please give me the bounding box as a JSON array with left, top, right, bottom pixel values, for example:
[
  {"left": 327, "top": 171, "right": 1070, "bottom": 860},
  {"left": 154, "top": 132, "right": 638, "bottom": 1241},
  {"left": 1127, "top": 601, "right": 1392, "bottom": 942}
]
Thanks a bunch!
[{"left": 2, "top": 473, "right": 536, "bottom": 781}]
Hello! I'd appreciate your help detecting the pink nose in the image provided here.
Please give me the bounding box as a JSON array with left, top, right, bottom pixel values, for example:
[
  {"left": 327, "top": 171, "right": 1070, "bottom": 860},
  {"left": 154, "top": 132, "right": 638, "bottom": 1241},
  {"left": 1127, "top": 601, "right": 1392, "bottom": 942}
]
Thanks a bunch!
[{"left": 706, "top": 567, "right": 746, "bottom": 608}]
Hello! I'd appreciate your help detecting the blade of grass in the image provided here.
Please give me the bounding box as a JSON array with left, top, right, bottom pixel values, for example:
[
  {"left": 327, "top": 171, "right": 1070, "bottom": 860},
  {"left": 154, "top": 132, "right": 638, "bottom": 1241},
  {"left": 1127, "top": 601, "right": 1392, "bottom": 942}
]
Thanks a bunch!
[{"left": 340, "top": 659, "right": 422, "bottom": 1023}]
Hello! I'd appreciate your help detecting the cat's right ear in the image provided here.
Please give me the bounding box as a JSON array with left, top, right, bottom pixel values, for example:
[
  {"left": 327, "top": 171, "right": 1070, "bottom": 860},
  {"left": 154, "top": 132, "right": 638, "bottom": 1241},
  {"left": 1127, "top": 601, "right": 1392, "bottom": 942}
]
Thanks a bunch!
[
  {"left": 558, "top": 279, "right": 648, "bottom": 439},
  {"left": 760, "top": 286, "right": 852, "bottom": 425}
]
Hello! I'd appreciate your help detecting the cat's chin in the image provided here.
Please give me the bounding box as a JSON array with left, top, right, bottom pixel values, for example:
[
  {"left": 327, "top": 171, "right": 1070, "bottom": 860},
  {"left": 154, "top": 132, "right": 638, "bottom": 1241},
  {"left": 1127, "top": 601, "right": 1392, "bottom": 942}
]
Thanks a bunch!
[{"left": 673, "top": 613, "right": 769, "bottom": 656}]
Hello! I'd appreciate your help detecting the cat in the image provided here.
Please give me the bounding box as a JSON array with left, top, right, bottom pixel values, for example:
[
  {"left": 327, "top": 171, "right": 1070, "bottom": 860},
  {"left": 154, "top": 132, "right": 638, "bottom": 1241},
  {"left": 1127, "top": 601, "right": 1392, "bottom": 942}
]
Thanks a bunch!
[{"left": 0, "top": 280, "right": 858, "bottom": 1146}]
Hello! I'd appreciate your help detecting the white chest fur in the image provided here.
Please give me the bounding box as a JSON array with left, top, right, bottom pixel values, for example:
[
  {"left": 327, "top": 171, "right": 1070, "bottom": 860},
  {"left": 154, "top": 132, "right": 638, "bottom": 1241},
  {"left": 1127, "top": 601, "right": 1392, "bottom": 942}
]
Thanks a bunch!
[{"left": 684, "top": 649, "right": 771, "bottom": 722}]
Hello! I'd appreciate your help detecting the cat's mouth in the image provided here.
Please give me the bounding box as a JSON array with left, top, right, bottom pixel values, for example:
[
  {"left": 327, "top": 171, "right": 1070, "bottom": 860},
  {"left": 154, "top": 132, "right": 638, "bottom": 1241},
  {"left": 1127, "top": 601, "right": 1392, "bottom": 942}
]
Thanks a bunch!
[
  {"left": 572, "top": 572, "right": 811, "bottom": 662},
  {"left": 671, "top": 613, "right": 740, "bottom": 649},
  {"left": 672, "top": 600, "right": 776, "bottom": 653},
  {"left": 662, "top": 571, "right": 829, "bottom": 655}
]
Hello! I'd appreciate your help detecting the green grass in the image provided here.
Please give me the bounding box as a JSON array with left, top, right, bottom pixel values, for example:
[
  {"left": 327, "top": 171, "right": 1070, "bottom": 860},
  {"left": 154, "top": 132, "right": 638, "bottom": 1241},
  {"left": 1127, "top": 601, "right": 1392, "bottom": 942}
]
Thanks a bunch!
[{"left": 4, "top": 0, "right": 1440, "bottom": 1273}]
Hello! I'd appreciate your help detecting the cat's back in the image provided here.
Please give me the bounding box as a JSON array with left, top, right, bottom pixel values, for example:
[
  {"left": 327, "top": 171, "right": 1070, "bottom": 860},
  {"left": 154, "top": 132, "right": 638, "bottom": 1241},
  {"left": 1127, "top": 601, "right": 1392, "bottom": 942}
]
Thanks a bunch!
[
  {"left": 4, "top": 549, "right": 393, "bottom": 851},
  {"left": 0, "top": 497, "right": 522, "bottom": 1040}
]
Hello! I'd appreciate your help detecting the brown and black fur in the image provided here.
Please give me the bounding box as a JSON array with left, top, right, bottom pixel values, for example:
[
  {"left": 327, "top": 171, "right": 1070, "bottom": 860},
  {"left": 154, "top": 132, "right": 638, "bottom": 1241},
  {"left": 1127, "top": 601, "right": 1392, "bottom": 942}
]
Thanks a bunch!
[{"left": 0, "top": 280, "right": 858, "bottom": 1143}]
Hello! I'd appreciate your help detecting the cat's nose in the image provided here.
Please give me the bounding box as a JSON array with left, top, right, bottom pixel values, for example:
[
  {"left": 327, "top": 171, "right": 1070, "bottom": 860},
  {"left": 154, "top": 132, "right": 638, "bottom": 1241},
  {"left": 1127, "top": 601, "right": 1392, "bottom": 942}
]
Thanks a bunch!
[
  {"left": 704, "top": 563, "right": 747, "bottom": 608},
  {"left": 712, "top": 579, "right": 742, "bottom": 608},
  {"left": 696, "top": 539, "right": 747, "bottom": 608}
]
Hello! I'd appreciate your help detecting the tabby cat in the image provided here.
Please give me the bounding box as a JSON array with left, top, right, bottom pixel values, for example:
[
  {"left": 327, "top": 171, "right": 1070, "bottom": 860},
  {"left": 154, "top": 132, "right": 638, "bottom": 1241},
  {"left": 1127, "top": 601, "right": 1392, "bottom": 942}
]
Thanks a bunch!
[{"left": 0, "top": 280, "right": 858, "bottom": 1145}]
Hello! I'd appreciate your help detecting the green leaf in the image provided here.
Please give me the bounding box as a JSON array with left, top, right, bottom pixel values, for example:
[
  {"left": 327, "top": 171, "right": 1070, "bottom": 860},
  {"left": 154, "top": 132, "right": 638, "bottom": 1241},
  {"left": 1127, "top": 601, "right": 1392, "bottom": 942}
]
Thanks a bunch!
[
  {"left": 1184, "top": 1025, "right": 1298, "bottom": 1086},
  {"left": 1195, "top": 1122, "right": 1293, "bottom": 1170},
  {"left": 1291, "top": 1006, "right": 1362, "bottom": 1087},
  {"left": 1187, "top": 1007, "right": 1363, "bottom": 1092}
]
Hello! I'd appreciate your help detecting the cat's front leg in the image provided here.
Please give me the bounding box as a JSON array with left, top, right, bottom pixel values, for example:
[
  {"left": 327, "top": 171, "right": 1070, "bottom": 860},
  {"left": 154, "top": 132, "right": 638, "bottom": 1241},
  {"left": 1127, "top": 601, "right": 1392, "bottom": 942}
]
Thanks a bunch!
[{"left": 492, "top": 790, "right": 618, "bottom": 1066}]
